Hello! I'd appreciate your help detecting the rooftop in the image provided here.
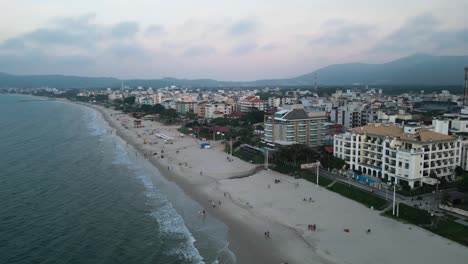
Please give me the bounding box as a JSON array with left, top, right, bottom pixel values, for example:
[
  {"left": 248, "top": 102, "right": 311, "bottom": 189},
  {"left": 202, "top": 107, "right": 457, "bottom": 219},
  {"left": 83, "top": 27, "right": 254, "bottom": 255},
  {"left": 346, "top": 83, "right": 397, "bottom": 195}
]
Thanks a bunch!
[
  {"left": 352, "top": 124, "right": 455, "bottom": 142},
  {"left": 282, "top": 109, "right": 310, "bottom": 120}
]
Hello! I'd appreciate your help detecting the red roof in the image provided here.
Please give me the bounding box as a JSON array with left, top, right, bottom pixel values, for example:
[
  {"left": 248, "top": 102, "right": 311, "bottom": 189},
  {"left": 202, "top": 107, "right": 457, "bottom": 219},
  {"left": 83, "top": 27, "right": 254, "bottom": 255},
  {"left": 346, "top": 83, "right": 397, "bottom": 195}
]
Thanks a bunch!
[
  {"left": 250, "top": 98, "right": 266, "bottom": 103},
  {"left": 324, "top": 146, "right": 334, "bottom": 154},
  {"left": 208, "top": 127, "right": 231, "bottom": 133},
  {"left": 242, "top": 96, "right": 265, "bottom": 103}
]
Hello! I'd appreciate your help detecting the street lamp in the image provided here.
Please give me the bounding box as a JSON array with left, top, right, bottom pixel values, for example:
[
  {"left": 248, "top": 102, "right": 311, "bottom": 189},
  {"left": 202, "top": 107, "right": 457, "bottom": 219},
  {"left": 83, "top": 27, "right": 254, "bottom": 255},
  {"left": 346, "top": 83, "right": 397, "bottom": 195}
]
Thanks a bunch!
[{"left": 392, "top": 181, "right": 397, "bottom": 216}]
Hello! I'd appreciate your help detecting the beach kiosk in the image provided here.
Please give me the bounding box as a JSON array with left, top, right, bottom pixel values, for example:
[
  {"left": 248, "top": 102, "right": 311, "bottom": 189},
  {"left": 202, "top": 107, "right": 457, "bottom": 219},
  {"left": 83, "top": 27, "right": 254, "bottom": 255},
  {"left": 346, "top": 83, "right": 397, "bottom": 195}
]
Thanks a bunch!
[
  {"left": 200, "top": 143, "right": 211, "bottom": 149},
  {"left": 134, "top": 120, "right": 142, "bottom": 128}
]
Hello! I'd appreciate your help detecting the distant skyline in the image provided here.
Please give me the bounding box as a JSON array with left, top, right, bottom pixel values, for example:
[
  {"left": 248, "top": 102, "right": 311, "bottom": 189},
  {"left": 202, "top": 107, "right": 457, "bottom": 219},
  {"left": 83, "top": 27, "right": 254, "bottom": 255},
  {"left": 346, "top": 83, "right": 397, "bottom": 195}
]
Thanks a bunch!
[{"left": 1, "top": 0, "right": 467, "bottom": 81}]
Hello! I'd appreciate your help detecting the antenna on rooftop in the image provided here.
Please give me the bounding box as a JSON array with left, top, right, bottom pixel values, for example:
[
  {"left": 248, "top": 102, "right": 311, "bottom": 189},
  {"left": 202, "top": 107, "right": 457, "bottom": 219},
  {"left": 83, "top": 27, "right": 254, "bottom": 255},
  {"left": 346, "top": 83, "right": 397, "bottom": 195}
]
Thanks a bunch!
[
  {"left": 464, "top": 67, "right": 468, "bottom": 106},
  {"left": 314, "top": 72, "right": 318, "bottom": 95}
]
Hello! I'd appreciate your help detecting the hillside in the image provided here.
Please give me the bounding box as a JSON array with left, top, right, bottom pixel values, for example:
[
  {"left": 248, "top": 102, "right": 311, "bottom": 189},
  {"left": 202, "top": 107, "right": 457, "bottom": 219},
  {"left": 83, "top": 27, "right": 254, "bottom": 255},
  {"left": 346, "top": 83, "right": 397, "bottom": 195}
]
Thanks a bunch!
[{"left": 0, "top": 54, "right": 467, "bottom": 89}]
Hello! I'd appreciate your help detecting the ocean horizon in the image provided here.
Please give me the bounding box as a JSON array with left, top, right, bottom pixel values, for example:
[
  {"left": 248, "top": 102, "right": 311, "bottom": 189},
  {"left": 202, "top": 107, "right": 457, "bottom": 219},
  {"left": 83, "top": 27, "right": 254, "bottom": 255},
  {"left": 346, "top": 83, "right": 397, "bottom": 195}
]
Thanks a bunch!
[{"left": 0, "top": 94, "right": 233, "bottom": 264}]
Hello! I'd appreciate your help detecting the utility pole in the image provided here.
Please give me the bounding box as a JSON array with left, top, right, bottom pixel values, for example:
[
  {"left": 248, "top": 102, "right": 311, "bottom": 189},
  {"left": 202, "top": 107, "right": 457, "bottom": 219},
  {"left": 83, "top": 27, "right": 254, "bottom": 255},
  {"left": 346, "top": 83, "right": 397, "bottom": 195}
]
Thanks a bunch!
[
  {"left": 392, "top": 183, "right": 396, "bottom": 216},
  {"left": 348, "top": 171, "right": 351, "bottom": 187},
  {"left": 316, "top": 165, "right": 319, "bottom": 187},
  {"left": 230, "top": 138, "right": 233, "bottom": 158},
  {"left": 385, "top": 185, "right": 388, "bottom": 201},
  {"left": 264, "top": 149, "right": 269, "bottom": 170},
  {"left": 464, "top": 67, "right": 468, "bottom": 106}
]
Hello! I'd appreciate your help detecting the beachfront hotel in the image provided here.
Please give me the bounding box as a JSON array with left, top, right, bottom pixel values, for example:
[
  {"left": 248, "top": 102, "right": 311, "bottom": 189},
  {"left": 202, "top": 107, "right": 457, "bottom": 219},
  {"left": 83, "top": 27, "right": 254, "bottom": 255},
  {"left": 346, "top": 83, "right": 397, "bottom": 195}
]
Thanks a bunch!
[
  {"left": 264, "top": 108, "right": 328, "bottom": 147},
  {"left": 334, "top": 123, "right": 462, "bottom": 188}
]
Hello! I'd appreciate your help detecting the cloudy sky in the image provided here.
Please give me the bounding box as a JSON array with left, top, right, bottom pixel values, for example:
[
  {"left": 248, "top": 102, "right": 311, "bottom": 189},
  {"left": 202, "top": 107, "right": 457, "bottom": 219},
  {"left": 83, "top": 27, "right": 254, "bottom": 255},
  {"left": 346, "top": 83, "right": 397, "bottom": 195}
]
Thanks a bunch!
[{"left": 1, "top": 0, "right": 467, "bottom": 80}]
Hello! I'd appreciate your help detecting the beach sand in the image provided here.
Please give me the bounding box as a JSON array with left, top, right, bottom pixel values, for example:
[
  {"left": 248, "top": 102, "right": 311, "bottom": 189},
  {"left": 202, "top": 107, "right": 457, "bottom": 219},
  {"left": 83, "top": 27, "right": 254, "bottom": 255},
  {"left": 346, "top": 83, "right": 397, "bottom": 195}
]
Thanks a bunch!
[{"left": 92, "top": 104, "right": 468, "bottom": 264}]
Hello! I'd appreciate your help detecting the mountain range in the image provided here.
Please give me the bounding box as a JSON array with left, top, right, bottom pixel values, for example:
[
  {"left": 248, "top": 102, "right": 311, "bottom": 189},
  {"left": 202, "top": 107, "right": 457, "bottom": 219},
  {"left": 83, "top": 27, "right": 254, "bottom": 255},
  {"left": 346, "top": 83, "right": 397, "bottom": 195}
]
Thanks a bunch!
[{"left": 0, "top": 54, "right": 467, "bottom": 89}]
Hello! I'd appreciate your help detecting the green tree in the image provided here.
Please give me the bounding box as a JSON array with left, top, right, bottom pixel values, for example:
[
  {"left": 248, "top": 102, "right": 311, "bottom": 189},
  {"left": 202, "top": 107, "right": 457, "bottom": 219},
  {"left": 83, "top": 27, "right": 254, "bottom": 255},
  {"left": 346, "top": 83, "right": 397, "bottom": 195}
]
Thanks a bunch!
[
  {"left": 185, "top": 111, "right": 198, "bottom": 120},
  {"left": 141, "top": 104, "right": 152, "bottom": 113},
  {"left": 458, "top": 173, "right": 468, "bottom": 193},
  {"left": 124, "top": 96, "right": 136, "bottom": 105},
  {"left": 151, "top": 104, "right": 166, "bottom": 114},
  {"left": 94, "top": 94, "right": 109, "bottom": 102},
  {"left": 241, "top": 109, "right": 265, "bottom": 124},
  {"left": 162, "top": 108, "right": 179, "bottom": 124}
]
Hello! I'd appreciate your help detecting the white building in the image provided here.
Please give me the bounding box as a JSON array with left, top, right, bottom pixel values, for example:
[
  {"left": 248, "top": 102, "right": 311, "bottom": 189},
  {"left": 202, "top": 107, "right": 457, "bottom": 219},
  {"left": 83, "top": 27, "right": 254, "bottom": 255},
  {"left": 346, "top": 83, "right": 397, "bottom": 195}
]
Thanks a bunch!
[
  {"left": 334, "top": 123, "right": 461, "bottom": 188},
  {"left": 204, "top": 102, "right": 232, "bottom": 119},
  {"left": 238, "top": 96, "right": 267, "bottom": 112},
  {"left": 432, "top": 119, "right": 450, "bottom": 135},
  {"left": 264, "top": 108, "right": 328, "bottom": 147}
]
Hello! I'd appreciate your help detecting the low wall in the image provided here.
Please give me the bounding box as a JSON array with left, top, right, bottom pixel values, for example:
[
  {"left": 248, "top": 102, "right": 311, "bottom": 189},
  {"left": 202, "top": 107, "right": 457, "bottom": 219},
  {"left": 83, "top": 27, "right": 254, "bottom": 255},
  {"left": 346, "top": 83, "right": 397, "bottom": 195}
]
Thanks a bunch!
[{"left": 439, "top": 204, "right": 468, "bottom": 217}]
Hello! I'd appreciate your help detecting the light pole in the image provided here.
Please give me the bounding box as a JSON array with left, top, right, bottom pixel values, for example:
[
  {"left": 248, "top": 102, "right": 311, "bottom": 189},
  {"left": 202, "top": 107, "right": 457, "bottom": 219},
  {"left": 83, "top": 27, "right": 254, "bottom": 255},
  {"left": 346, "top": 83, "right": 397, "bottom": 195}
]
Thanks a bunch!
[
  {"left": 385, "top": 183, "right": 388, "bottom": 201},
  {"left": 392, "top": 182, "right": 397, "bottom": 216},
  {"left": 316, "top": 164, "right": 319, "bottom": 187},
  {"left": 432, "top": 180, "right": 440, "bottom": 210},
  {"left": 348, "top": 170, "right": 351, "bottom": 187},
  {"left": 230, "top": 138, "right": 233, "bottom": 158}
]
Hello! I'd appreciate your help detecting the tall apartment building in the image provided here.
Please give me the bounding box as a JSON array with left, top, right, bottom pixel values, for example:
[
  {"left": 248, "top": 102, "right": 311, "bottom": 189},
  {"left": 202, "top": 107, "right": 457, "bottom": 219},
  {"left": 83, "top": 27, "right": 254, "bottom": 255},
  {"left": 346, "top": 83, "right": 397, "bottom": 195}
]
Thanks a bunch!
[
  {"left": 432, "top": 117, "right": 468, "bottom": 171},
  {"left": 176, "top": 101, "right": 196, "bottom": 115},
  {"left": 330, "top": 103, "right": 377, "bottom": 128},
  {"left": 334, "top": 123, "right": 461, "bottom": 188},
  {"left": 264, "top": 109, "right": 328, "bottom": 146}
]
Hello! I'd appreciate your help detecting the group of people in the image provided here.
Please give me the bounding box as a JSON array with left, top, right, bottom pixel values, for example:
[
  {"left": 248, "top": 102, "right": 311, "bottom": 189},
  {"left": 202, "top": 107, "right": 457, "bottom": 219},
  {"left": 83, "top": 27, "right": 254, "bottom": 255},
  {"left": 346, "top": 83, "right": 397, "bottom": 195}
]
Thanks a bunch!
[
  {"left": 264, "top": 231, "right": 270, "bottom": 238},
  {"left": 208, "top": 199, "right": 221, "bottom": 208},
  {"left": 308, "top": 224, "right": 316, "bottom": 231},
  {"left": 198, "top": 209, "right": 206, "bottom": 217},
  {"left": 274, "top": 179, "right": 281, "bottom": 184},
  {"left": 302, "top": 197, "right": 314, "bottom": 202}
]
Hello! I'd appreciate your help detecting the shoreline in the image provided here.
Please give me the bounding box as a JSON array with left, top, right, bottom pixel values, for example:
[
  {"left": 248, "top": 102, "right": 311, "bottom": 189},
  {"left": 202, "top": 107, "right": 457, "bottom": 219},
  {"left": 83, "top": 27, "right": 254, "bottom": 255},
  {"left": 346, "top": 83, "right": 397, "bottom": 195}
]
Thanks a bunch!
[
  {"left": 88, "top": 104, "right": 323, "bottom": 264},
  {"left": 29, "top": 94, "right": 468, "bottom": 264}
]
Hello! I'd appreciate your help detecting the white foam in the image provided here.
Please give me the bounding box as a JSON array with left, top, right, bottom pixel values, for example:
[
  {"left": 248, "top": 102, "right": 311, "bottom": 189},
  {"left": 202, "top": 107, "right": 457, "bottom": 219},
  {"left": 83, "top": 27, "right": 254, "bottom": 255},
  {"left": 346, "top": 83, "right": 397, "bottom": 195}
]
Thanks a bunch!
[
  {"left": 107, "top": 135, "right": 205, "bottom": 263},
  {"left": 84, "top": 106, "right": 207, "bottom": 263},
  {"left": 141, "top": 173, "right": 205, "bottom": 264}
]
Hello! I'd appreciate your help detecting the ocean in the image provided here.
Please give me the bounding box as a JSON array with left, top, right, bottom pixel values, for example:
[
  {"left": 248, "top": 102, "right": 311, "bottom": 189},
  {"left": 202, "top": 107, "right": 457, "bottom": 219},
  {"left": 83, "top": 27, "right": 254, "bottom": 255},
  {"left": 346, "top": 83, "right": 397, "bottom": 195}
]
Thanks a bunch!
[{"left": 0, "top": 94, "right": 234, "bottom": 264}]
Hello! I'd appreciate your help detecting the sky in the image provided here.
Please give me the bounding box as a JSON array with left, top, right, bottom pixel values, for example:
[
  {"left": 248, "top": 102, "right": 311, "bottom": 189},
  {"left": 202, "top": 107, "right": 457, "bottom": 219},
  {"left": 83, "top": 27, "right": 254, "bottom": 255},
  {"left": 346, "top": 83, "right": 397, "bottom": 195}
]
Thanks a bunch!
[{"left": 0, "top": 0, "right": 467, "bottom": 81}]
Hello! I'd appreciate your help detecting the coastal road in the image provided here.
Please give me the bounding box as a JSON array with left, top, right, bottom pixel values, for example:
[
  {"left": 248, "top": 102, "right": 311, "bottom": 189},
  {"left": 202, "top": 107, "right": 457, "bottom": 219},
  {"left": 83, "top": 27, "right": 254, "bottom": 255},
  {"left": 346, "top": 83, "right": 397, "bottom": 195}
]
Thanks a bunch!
[{"left": 318, "top": 168, "right": 442, "bottom": 211}]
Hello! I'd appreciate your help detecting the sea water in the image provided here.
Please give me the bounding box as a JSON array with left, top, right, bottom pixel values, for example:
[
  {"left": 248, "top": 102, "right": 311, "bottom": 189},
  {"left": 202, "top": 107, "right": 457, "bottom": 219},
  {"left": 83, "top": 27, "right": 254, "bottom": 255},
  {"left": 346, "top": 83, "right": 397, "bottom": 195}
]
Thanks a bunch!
[{"left": 0, "top": 94, "right": 235, "bottom": 264}]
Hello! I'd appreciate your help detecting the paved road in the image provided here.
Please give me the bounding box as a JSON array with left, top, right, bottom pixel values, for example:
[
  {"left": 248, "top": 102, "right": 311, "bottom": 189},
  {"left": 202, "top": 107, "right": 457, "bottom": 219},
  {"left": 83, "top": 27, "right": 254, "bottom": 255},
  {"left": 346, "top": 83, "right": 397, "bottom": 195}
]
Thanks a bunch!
[{"left": 318, "top": 168, "right": 441, "bottom": 210}]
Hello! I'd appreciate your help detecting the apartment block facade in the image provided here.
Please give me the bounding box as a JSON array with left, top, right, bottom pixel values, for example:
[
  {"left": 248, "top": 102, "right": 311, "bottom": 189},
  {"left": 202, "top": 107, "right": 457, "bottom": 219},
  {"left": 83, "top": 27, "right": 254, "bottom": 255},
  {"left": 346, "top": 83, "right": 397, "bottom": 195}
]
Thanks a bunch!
[
  {"left": 334, "top": 123, "right": 461, "bottom": 188},
  {"left": 238, "top": 96, "right": 268, "bottom": 113},
  {"left": 264, "top": 109, "right": 328, "bottom": 146}
]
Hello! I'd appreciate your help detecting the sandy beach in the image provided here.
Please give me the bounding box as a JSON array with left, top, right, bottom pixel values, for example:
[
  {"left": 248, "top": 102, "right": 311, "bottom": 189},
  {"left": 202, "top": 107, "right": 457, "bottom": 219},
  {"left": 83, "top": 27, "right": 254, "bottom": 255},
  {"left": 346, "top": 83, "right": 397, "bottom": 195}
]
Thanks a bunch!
[{"left": 91, "top": 104, "right": 468, "bottom": 264}]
